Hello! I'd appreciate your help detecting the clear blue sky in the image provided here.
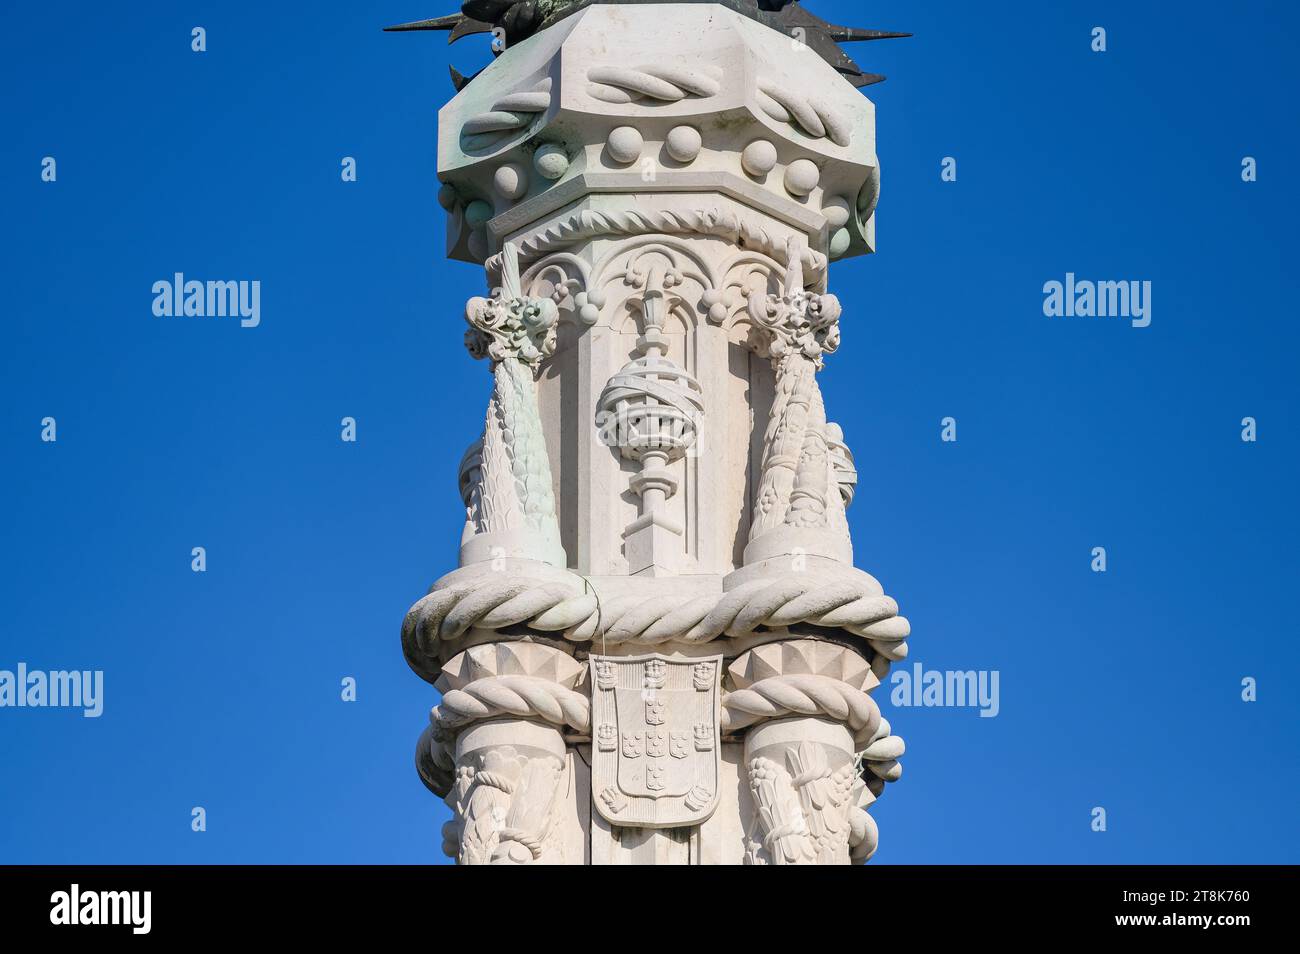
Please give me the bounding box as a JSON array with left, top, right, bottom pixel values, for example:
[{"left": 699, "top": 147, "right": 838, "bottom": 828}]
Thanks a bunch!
[{"left": 2, "top": 1, "right": 1296, "bottom": 864}]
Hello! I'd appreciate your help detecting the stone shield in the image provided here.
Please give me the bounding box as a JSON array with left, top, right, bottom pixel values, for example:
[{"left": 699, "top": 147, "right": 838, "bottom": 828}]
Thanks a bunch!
[{"left": 589, "top": 653, "right": 722, "bottom": 828}]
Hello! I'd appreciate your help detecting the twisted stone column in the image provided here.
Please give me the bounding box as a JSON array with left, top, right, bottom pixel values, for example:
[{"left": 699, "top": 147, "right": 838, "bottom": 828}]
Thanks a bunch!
[
  {"left": 744, "top": 239, "right": 848, "bottom": 566},
  {"left": 461, "top": 242, "right": 566, "bottom": 569}
]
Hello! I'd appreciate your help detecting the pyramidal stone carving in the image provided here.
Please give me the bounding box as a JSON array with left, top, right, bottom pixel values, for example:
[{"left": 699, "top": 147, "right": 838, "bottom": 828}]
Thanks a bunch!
[{"left": 398, "top": 1, "right": 911, "bottom": 865}]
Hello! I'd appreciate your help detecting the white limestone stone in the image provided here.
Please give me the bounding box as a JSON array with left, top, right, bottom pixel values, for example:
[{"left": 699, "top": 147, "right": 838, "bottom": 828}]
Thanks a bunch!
[
  {"left": 822, "top": 195, "right": 852, "bottom": 228},
  {"left": 664, "top": 124, "right": 702, "bottom": 162},
  {"left": 435, "top": 4, "right": 880, "bottom": 264},
  {"left": 783, "top": 157, "right": 820, "bottom": 196},
  {"left": 493, "top": 162, "right": 528, "bottom": 199},
  {"left": 741, "top": 138, "right": 778, "bottom": 177},
  {"left": 404, "top": 2, "right": 911, "bottom": 866},
  {"left": 533, "top": 142, "right": 569, "bottom": 179},
  {"left": 605, "top": 125, "right": 644, "bottom": 164}
]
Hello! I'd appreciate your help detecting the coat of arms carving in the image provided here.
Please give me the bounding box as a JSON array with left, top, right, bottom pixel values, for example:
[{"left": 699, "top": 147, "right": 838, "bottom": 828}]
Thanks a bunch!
[{"left": 589, "top": 653, "right": 722, "bottom": 827}]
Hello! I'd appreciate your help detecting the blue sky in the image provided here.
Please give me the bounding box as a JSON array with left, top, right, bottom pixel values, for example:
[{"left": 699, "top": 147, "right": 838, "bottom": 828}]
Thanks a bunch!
[{"left": 2, "top": 1, "right": 1297, "bottom": 864}]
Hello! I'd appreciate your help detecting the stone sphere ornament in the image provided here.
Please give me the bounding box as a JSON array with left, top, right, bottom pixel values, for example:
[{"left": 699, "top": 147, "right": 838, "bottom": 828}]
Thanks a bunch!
[
  {"left": 436, "top": 182, "right": 458, "bottom": 211},
  {"left": 783, "top": 158, "right": 820, "bottom": 196},
  {"left": 466, "top": 229, "right": 488, "bottom": 261},
  {"left": 857, "top": 165, "right": 881, "bottom": 219},
  {"left": 464, "top": 199, "right": 493, "bottom": 229},
  {"left": 533, "top": 142, "right": 570, "bottom": 180},
  {"left": 741, "top": 139, "right": 778, "bottom": 177},
  {"left": 665, "top": 125, "right": 702, "bottom": 163},
  {"left": 829, "top": 228, "right": 851, "bottom": 258},
  {"left": 493, "top": 163, "right": 528, "bottom": 199},
  {"left": 701, "top": 288, "right": 728, "bottom": 323},
  {"left": 822, "top": 195, "right": 852, "bottom": 229},
  {"left": 606, "top": 126, "right": 644, "bottom": 164},
  {"left": 574, "top": 288, "right": 606, "bottom": 325}
]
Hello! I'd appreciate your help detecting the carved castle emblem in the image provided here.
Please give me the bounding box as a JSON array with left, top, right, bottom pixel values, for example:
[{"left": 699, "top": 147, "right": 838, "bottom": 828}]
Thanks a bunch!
[{"left": 589, "top": 653, "right": 722, "bottom": 827}]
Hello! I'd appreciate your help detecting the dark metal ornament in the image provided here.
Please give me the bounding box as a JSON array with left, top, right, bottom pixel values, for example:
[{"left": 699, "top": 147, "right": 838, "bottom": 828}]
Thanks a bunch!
[{"left": 384, "top": 0, "right": 908, "bottom": 90}]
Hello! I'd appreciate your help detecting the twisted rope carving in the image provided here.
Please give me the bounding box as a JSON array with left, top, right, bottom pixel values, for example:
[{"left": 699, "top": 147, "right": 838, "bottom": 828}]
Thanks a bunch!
[
  {"left": 404, "top": 571, "right": 909, "bottom": 671},
  {"left": 847, "top": 726, "right": 904, "bottom": 861},
  {"left": 785, "top": 377, "right": 833, "bottom": 529},
  {"left": 461, "top": 79, "right": 552, "bottom": 151},
  {"left": 722, "top": 673, "right": 881, "bottom": 743},
  {"left": 504, "top": 208, "right": 827, "bottom": 284},
  {"left": 858, "top": 728, "right": 905, "bottom": 782},
  {"left": 432, "top": 675, "right": 591, "bottom": 733},
  {"left": 757, "top": 82, "right": 852, "bottom": 147},
  {"left": 416, "top": 723, "right": 453, "bottom": 797},
  {"left": 750, "top": 355, "right": 803, "bottom": 536},
  {"left": 587, "top": 65, "right": 721, "bottom": 103},
  {"left": 477, "top": 365, "right": 525, "bottom": 534},
  {"left": 496, "top": 826, "right": 545, "bottom": 859},
  {"left": 848, "top": 806, "right": 878, "bottom": 863},
  {"left": 498, "top": 357, "right": 561, "bottom": 542}
]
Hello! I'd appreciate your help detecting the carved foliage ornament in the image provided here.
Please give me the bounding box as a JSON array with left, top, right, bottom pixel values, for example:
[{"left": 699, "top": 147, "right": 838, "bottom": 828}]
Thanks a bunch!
[
  {"left": 747, "top": 286, "right": 842, "bottom": 367},
  {"left": 746, "top": 741, "right": 858, "bottom": 865},
  {"left": 449, "top": 745, "right": 566, "bottom": 865},
  {"left": 459, "top": 244, "right": 566, "bottom": 562},
  {"left": 465, "top": 293, "right": 559, "bottom": 369},
  {"left": 745, "top": 240, "right": 848, "bottom": 542}
]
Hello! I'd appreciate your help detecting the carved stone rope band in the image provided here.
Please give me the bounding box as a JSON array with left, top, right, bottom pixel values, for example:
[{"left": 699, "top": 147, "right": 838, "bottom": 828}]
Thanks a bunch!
[
  {"left": 403, "top": 571, "right": 910, "bottom": 663},
  {"left": 492, "top": 208, "right": 829, "bottom": 286},
  {"left": 756, "top": 81, "right": 852, "bottom": 147},
  {"left": 418, "top": 681, "right": 903, "bottom": 802},
  {"left": 460, "top": 78, "right": 553, "bottom": 152},
  {"left": 721, "top": 673, "right": 880, "bottom": 741},
  {"left": 848, "top": 807, "right": 878, "bottom": 864},
  {"left": 432, "top": 675, "right": 592, "bottom": 734},
  {"left": 859, "top": 730, "right": 905, "bottom": 783},
  {"left": 586, "top": 65, "right": 722, "bottom": 104}
]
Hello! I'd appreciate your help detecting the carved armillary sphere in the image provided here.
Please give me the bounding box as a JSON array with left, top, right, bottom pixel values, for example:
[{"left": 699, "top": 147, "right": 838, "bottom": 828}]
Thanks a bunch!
[
  {"left": 385, "top": 0, "right": 909, "bottom": 91},
  {"left": 597, "top": 355, "right": 705, "bottom": 464}
]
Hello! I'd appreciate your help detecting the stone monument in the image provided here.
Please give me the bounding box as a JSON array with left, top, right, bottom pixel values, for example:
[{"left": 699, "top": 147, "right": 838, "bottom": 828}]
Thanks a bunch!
[{"left": 395, "top": 0, "right": 911, "bottom": 865}]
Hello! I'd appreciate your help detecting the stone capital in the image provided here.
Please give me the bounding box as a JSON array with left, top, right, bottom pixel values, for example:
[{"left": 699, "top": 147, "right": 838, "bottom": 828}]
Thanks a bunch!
[
  {"left": 464, "top": 292, "right": 559, "bottom": 368},
  {"left": 747, "top": 286, "right": 843, "bottom": 366},
  {"left": 436, "top": 4, "right": 880, "bottom": 267}
]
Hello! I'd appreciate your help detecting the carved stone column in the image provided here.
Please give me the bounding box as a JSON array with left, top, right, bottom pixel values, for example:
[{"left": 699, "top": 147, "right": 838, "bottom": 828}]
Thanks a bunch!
[
  {"left": 429, "top": 641, "right": 589, "bottom": 865},
  {"left": 397, "top": 1, "right": 914, "bottom": 865},
  {"left": 461, "top": 242, "right": 565, "bottom": 568},
  {"left": 724, "top": 639, "right": 902, "bottom": 864},
  {"left": 743, "top": 238, "right": 846, "bottom": 559}
]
